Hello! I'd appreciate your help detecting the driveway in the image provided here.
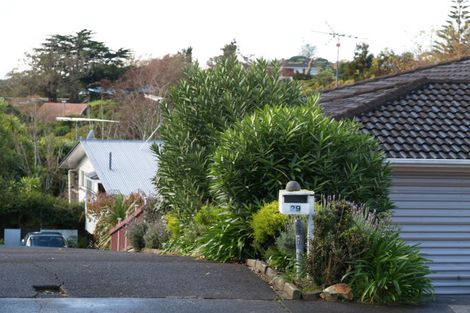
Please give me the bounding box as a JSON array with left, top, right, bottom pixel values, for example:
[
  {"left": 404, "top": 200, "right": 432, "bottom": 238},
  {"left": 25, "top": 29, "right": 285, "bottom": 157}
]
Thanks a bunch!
[{"left": 0, "top": 247, "right": 468, "bottom": 313}]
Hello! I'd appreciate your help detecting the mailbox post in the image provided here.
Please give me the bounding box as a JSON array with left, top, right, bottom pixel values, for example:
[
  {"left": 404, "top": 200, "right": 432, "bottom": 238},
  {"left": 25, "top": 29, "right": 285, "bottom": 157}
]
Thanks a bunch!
[{"left": 278, "top": 181, "right": 315, "bottom": 277}]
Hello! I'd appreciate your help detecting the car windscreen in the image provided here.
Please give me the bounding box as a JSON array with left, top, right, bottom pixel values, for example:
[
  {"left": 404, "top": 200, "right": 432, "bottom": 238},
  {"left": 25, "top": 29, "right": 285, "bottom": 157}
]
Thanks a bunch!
[{"left": 30, "top": 236, "right": 65, "bottom": 247}]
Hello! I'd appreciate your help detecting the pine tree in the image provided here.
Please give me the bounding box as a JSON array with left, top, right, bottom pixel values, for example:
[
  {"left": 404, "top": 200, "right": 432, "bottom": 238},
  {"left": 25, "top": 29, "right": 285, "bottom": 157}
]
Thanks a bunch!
[{"left": 434, "top": 0, "right": 470, "bottom": 58}]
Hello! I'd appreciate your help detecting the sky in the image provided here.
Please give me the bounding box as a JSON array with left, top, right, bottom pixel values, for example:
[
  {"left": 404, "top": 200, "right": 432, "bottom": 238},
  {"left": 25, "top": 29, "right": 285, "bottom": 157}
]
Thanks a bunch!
[{"left": 0, "top": 0, "right": 451, "bottom": 79}]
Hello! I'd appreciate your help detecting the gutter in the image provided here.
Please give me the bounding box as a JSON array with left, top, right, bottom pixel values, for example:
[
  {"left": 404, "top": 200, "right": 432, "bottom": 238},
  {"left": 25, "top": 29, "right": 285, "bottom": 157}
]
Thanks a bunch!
[{"left": 387, "top": 158, "right": 470, "bottom": 172}]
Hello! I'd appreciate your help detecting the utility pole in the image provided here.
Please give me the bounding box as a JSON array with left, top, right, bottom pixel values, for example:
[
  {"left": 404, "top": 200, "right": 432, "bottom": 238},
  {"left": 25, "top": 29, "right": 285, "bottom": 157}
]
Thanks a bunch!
[{"left": 312, "top": 22, "right": 366, "bottom": 87}]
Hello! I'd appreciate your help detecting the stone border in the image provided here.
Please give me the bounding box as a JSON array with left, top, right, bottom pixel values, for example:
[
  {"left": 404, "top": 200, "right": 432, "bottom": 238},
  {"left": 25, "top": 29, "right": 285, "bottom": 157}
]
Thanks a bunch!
[{"left": 246, "top": 259, "right": 319, "bottom": 300}]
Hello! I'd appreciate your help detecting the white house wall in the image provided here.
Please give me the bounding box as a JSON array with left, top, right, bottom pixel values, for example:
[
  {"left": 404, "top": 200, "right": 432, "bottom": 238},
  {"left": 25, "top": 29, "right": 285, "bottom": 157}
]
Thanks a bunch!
[
  {"left": 390, "top": 164, "right": 470, "bottom": 294},
  {"left": 77, "top": 157, "right": 96, "bottom": 202},
  {"left": 76, "top": 157, "right": 98, "bottom": 234}
]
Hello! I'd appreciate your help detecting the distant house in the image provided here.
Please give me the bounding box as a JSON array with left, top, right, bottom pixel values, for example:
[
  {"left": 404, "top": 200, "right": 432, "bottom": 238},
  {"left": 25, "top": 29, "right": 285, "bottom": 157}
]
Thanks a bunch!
[
  {"left": 321, "top": 57, "right": 470, "bottom": 294},
  {"left": 37, "top": 102, "right": 89, "bottom": 122},
  {"left": 60, "top": 139, "right": 162, "bottom": 233},
  {"left": 281, "top": 56, "right": 331, "bottom": 78}
]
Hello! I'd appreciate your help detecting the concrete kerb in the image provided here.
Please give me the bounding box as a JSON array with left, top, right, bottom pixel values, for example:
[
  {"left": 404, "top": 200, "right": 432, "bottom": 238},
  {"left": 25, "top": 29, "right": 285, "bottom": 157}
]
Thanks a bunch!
[
  {"left": 142, "top": 248, "right": 162, "bottom": 254},
  {"left": 246, "top": 259, "right": 305, "bottom": 300}
]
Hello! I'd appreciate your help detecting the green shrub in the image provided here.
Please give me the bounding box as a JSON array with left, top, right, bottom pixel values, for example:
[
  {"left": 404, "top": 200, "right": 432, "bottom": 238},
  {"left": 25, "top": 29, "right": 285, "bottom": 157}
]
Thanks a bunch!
[
  {"left": 154, "top": 57, "right": 304, "bottom": 214},
  {"left": 166, "top": 213, "right": 181, "bottom": 239},
  {"left": 198, "top": 211, "right": 254, "bottom": 262},
  {"left": 344, "top": 231, "right": 433, "bottom": 304},
  {"left": 0, "top": 184, "right": 84, "bottom": 232},
  {"left": 210, "top": 103, "right": 391, "bottom": 211},
  {"left": 274, "top": 223, "right": 297, "bottom": 254},
  {"left": 308, "top": 199, "right": 369, "bottom": 287},
  {"left": 265, "top": 246, "right": 296, "bottom": 273},
  {"left": 194, "top": 205, "right": 224, "bottom": 227},
  {"left": 127, "top": 220, "right": 147, "bottom": 251},
  {"left": 144, "top": 219, "right": 170, "bottom": 249},
  {"left": 66, "top": 236, "right": 78, "bottom": 248},
  {"left": 251, "top": 201, "right": 287, "bottom": 249},
  {"left": 162, "top": 214, "right": 207, "bottom": 255}
]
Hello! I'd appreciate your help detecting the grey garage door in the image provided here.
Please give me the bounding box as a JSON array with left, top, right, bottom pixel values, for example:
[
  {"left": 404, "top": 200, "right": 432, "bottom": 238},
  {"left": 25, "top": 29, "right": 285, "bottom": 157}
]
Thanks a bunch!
[{"left": 390, "top": 170, "right": 470, "bottom": 295}]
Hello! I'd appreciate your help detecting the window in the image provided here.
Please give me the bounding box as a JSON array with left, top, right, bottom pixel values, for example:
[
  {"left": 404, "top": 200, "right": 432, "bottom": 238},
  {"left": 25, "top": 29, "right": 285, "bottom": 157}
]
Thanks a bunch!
[{"left": 86, "top": 178, "right": 93, "bottom": 192}]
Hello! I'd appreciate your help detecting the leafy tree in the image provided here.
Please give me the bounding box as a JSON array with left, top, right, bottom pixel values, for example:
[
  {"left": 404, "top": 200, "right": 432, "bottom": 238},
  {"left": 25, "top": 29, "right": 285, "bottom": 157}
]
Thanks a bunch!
[
  {"left": 155, "top": 58, "right": 304, "bottom": 214},
  {"left": 434, "top": 0, "right": 470, "bottom": 58},
  {"left": 112, "top": 53, "right": 190, "bottom": 139},
  {"left": 207, "top": 40, "right": 239, "bottom": 67},
  {"left": 371, "top": 49, "right": 419, "bottom": 77},
  {"left": 0, "top": 99, "right": 33, "bottom": 179},
  {"left": 299, "top": 44, "right": 317, "bottom": 77},
  {"left": 340, "top": 43, "right": 374, "bottom": 81},
  {"left": 23, "top": 29, "right": 130, "bottom": 101}
]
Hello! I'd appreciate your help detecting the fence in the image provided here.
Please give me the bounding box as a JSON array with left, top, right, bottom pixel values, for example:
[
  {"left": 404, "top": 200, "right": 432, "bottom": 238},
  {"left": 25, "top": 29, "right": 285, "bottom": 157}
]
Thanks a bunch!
[{"left": 109, "top": 206, "right": 144, "bottom": 251}]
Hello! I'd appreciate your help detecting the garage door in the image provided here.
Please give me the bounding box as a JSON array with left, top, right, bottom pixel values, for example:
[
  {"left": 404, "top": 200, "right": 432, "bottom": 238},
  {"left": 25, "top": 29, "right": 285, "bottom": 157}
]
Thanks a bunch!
[{"left": 390, "top": 170, "right": 470, "bottom": 295}]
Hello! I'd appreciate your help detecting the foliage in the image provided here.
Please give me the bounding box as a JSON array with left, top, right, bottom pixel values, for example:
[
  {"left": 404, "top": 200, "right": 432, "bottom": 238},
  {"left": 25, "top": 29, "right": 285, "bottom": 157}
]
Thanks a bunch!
[
  {"left": 264, "top": 221, "right": 298, "bottom": 273},
  {"left": 194, "top": 205, "right": 224, "bottom": 227},
  {"left": 111, "top": 53, "right": 190, "bottom": 140},
  {"left": 15, "top": 29, "right": 130, "bottom": 101},
  {"left": 370, "top": 49, "right": 418, "bottom": 77},
  {"left": 206, "top": 40, "right": 239, "bottom": 67},
  {"left": 434, "top": 0, "right": 470, "bottom": 58},
  {"left": 0, "top": 99, "right": 33, "bottom": 179},
  {"left": 309, "top": 200, "right": 373, "bottom": 286},
  {"left": 144, "top": 219, "right": 169, "bottom": 249},
  {"left": 127, "top": 219, "right": 147, "bottom": 251},
  {"left": 340, "top": 43, "right": 374, "bottom": 81},
  {"left": 265, "top": 246, "right": 296, "bottom": 273},
  {"left": 166, "top": 213, "right": 182, "bottom": 239},
  {"left": 210, "top": 102, "right": 391, "bottom": 211},
  {"left": 88, "top": 193, "right": 136, "bottom": 249},
  {"left": 344, "top": 231, "right": 433, "bottom": 304},
  {"left": 155, "top": 57, "right": 304, "bottom": 215},
  {"left": 0, "top": 177, "right": 84, "bottom": 231},
  {"left": 251, "top": 201, "right": 287, "bottom": 249},
  {"left": 300, "top": 67, "right": 336, "bottom": 93},
  {"left": 163, "top": 205, "right": 226, "bottom": 256},
  {"left": 198, "top": 211, "right": 255, "bottom": 262},
  {"left": 163, "top": 220, "right": 205, "bottom": 255}
]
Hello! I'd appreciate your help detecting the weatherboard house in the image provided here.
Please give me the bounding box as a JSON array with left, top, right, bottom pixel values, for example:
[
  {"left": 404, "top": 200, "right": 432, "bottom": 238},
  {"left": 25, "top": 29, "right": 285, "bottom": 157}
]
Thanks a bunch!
[
  {"left": 321, "top": 57, "right": 470, "bottom": 294},
  {"left": 60, "top": 138, "right": 162, "bottom": 233}
]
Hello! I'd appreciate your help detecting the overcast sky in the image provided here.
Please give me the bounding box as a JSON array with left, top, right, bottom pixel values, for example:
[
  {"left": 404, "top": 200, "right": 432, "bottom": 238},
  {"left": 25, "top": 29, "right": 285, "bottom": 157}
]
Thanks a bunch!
[{"left": 0, "top": 0, "right": 451, "bottom": 78}]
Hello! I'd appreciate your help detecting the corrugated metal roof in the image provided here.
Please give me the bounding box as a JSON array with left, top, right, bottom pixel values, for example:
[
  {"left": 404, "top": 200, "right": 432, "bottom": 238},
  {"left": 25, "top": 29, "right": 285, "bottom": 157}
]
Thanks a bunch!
[{"left": 80, "top": 140, "right": 161, "bottom": 196}]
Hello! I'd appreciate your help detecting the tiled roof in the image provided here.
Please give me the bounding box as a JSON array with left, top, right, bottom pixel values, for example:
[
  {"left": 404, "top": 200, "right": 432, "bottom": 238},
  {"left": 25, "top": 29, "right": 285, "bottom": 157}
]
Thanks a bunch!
[
  {"left": 37, "top": 102, "right": 88, "bottom": 122},
  {"left": 321, "top": 57, "right": 470, "bottom": 160}
]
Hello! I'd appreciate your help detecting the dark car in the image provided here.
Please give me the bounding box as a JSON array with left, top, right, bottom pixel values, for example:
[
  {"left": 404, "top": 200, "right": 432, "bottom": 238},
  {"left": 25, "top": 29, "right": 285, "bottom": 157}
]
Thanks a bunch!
[{"left": 23, "top": 232, "right": 67, "bottom": 248}]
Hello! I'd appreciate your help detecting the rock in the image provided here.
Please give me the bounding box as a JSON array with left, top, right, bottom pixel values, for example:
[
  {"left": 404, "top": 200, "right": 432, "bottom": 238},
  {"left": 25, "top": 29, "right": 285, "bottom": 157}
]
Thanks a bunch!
[
  {"left": 273, "top": 276, "right": 286, "bottom": 291},
  {"left": 255, "top": 260, "right": 268, "bottom": 274},
  {"left": 284, "top": 282, "right": 302, "bottom": 300},
  {"left": 246, "top": 259, "right": 256, "bottom": 268},
  {"left": 321, "top": 283, "right": 353, "bottom": 301},
  {"left": 265, "top": 267, "right": 278, "bottom": 280}
]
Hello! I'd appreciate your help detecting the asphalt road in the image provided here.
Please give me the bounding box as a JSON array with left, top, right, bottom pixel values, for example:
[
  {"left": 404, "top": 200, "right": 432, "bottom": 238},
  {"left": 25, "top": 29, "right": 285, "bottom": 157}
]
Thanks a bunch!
[
  {"left": 0, "top": 247, "right": 275, "bottom": 299},
  {"left": 0, "top": 247, "right": 467, "bottom": 313}
]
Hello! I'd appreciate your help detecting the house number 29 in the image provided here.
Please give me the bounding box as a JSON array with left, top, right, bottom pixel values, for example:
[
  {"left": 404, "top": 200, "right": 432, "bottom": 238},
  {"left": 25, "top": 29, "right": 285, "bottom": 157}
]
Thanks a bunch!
[{"left": 290, "top": 205, "right": 301, "bottom": 212}]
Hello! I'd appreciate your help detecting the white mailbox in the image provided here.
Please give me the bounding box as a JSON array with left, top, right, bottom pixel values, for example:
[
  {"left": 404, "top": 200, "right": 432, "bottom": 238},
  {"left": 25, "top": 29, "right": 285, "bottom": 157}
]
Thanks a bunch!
[{"left": 279, "top": 189, "right": 315, "bottom": 215}]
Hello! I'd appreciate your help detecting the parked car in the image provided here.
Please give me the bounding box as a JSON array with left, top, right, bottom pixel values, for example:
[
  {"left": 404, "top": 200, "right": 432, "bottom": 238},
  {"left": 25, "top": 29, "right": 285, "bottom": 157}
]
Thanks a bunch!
[{"left": 22, "top": 231, "right": 67, "bottom": 248}]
